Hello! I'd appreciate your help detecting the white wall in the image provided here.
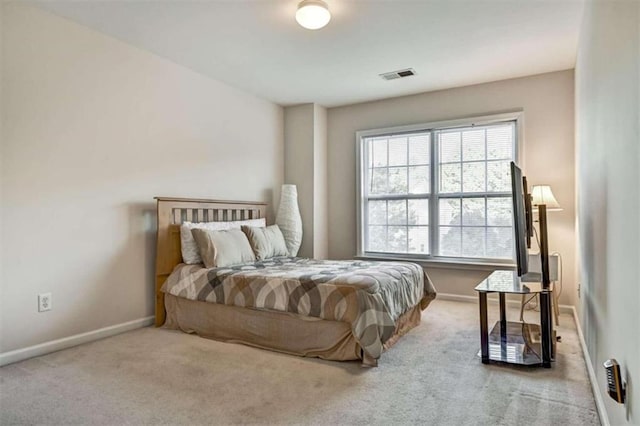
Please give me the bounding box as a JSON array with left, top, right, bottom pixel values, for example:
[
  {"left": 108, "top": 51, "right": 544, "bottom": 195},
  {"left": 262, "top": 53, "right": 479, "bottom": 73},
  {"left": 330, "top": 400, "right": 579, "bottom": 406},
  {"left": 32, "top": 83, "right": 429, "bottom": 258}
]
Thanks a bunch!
[
  {"left": 0, "top": 2, "right": 5, "bottom": 354},
  {"left": 327, "top": 71, "right": 576, "bottom": 304},
  {"left": 0, "top": 4, "right": 283, "bottom": 353},
  {"left": 283, "top": 103, "right": 328, "bottom": 259},
  {"left": 575, "top": 1, "right": 639, "bottom": 424},
  {"left": 313, "top": 105, "right": 328, "bottom": 259},
  {"left": 284, "top": 104, "right": 314, "bottom": 258}
]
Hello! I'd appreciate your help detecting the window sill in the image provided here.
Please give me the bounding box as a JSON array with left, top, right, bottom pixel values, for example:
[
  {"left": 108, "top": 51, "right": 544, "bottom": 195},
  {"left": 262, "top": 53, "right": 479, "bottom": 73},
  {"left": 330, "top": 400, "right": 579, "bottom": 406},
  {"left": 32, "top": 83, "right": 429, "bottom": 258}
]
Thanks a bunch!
[{"left": 354, "top": 254, "right": 516, "bottom": 272}]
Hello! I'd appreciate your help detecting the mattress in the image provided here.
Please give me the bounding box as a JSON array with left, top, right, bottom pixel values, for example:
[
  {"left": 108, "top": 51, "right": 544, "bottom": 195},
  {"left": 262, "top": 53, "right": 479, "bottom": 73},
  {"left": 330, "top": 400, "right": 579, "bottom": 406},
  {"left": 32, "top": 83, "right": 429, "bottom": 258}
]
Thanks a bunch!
[
  {"left": 162, "top": 257, "right": 436, "bottom": 361},
  {"left": 164, "top": 294, "right": 425, "bottom": 366}
]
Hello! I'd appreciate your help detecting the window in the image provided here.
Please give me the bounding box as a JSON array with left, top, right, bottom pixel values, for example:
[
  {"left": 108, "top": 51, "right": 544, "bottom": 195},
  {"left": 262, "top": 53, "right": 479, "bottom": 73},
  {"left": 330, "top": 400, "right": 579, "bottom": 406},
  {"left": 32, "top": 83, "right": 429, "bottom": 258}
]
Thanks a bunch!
[{"left": 358, "top": 114, "right": 519, "bottom": 263}]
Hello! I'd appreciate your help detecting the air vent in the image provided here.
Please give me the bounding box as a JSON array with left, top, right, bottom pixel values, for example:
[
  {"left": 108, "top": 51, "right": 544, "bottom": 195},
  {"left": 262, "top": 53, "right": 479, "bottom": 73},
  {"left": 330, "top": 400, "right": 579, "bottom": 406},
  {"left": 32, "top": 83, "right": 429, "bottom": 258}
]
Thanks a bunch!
[{"left": 380, "top": 68, "right": 416, "bottom": 81}]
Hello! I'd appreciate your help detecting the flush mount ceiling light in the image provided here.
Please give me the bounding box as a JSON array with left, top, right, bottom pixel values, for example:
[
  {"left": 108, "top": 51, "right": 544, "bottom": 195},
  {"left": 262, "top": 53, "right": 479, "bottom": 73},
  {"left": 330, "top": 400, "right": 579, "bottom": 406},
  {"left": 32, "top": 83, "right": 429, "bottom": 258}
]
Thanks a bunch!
[{"left": 296, "top": 0, "right": 331, "bottom": 30}]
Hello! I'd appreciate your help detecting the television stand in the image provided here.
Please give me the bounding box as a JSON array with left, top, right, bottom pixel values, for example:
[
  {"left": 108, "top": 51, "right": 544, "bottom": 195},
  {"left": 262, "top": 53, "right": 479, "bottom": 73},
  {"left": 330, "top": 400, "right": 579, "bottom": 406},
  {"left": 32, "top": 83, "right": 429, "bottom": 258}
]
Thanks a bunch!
[{"left": 475, "top": 270, "right": 555, "bottom": 368}]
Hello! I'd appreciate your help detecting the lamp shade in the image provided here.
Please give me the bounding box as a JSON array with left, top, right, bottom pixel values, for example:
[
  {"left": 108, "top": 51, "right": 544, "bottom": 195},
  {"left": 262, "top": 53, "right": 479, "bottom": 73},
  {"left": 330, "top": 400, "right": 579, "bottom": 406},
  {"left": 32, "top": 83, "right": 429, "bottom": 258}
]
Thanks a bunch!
[
  {"left": 296, "top": 0, "right": 331, "bottom": 30},
  {"left": 531, "top": 185, "right": 562, "bottom": 211}
]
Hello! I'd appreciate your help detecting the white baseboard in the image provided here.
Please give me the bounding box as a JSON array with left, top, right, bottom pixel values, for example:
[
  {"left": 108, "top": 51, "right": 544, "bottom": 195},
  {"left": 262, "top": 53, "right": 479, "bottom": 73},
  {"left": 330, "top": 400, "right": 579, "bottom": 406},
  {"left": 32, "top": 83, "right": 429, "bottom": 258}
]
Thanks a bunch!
[
  {"left": 0, "top": 316, "right": 154, "bottom": 367},
  {"left": 437, "top": 292, "right": 574, "bottom": 314},
  {"left": 435, "top": 293, "right": 478, "bottom": 304},
  {"left": 572, "top": 306, "right": 610, "bottom": 426}
]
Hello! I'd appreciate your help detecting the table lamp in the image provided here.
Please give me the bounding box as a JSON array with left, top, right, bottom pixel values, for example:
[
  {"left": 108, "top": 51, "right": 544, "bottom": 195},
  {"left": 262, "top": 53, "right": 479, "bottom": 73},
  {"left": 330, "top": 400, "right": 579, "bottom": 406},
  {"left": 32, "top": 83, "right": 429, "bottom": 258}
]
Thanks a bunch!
[{"left": 526, "top": 184, "right": 562, "bottom": 324}]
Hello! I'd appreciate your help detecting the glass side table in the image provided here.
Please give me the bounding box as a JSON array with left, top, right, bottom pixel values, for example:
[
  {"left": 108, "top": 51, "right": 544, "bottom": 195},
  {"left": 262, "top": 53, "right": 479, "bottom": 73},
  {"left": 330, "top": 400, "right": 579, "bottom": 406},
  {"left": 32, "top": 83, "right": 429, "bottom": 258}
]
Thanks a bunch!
[{"left": 475, "top": 270, "right": 555, "bottom": 368}]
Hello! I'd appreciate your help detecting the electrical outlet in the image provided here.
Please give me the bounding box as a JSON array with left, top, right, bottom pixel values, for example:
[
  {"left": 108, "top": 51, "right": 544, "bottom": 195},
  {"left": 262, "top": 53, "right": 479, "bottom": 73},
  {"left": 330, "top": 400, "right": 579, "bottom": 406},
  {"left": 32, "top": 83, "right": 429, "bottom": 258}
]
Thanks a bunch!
[
  {"left": 38, "top": 293, "right": 52, "bottom": 312},
  {"left": 577, "top": 283, "right": 581, "bottom": 298}
]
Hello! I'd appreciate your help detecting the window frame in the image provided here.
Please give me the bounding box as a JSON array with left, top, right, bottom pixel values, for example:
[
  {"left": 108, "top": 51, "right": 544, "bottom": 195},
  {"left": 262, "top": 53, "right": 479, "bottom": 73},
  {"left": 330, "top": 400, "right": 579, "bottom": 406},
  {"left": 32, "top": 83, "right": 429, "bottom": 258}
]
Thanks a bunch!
[{"left": 355, "top": 111, "right": 524, "bottom": 267}]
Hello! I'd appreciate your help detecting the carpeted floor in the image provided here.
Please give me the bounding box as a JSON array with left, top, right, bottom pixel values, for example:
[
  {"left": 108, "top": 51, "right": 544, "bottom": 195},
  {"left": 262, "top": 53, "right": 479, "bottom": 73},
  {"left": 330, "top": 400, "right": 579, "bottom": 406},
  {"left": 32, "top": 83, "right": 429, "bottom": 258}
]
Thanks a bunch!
[{"left": 0, "top": 299, "right": 599, "bottom": 425}]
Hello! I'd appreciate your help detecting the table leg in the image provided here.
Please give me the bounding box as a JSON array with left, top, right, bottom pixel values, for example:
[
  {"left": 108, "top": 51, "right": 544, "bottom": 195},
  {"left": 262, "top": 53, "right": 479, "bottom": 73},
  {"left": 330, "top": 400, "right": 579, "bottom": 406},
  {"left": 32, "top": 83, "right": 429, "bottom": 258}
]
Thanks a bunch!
[
  {"left": 540, "top": 292, "right": 552, "bottom": 368},
  {"left": 499, "top": 293, "right": 507, "bottom": 360},
  {"left": 479, "top": 292, "right": 489, "bottom": 364}
]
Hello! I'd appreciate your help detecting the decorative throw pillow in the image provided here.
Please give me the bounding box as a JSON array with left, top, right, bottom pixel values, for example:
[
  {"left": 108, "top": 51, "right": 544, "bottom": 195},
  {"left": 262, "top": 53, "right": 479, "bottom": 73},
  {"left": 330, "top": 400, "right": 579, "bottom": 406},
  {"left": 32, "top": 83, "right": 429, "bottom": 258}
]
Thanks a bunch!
[
  {"left": 180, "top": 218, "right": 266, "bottom": 264},
  {"left": 241, "top": 225, "right": 289, "bottom": 260},
  {"left": 190, "top": 228, "right": 256, "bottom": 269}
]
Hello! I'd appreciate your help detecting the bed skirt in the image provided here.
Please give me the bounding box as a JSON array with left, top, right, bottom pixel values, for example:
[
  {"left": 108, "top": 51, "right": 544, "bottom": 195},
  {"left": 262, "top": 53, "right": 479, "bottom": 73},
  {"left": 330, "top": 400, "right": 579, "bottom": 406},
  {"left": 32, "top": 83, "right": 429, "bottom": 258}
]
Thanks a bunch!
[{"left": 163, "top": 293, "right": 425, "bottom": 366}]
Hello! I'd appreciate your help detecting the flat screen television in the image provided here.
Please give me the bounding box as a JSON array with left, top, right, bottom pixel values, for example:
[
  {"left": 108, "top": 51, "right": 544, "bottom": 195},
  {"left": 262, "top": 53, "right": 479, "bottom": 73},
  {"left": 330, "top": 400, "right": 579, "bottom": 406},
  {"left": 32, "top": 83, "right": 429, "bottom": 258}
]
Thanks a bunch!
[{"left": 510, "top": 161, "right": 533, "bottom": 276}]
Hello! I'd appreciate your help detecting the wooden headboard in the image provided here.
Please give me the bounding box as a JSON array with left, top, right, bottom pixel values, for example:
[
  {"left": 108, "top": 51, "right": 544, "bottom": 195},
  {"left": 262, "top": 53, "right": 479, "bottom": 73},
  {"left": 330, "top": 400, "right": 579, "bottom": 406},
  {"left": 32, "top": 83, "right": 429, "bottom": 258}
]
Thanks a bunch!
[{"left": 154, "top": 197, "right": 268, "bottom": 326}]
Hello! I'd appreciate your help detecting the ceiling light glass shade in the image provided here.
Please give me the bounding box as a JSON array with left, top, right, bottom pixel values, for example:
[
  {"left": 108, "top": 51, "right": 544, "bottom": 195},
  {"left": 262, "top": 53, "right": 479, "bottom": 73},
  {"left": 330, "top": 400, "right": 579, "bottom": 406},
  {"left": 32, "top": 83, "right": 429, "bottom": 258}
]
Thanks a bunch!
[
  {"left": 296, "top": 0, "right": 331, "bottom": 30},
  {"left": 531, "top": 185, "right": 562, "bottom": 211}
]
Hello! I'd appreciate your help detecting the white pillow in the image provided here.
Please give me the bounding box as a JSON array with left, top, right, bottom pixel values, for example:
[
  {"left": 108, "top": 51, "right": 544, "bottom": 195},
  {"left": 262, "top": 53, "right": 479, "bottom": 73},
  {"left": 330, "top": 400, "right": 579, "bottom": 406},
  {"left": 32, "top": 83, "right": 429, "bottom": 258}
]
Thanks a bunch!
[
  {"left": 191, "top": 228, "right": 256, "bottom": 268},
  {"left": 241, "top": 225, "right": 289, "bottom": 260},
  {"left": 180, "top": 218, "right": 266, "bottom": 264}
]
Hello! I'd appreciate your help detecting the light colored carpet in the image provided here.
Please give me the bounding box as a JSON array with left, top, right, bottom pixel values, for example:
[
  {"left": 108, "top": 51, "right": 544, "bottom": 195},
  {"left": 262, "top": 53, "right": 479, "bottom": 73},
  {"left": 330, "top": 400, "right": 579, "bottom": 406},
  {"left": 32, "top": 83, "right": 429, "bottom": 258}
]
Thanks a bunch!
[{"left": 0, "top": 300, "right": 599, "bottom": 425}]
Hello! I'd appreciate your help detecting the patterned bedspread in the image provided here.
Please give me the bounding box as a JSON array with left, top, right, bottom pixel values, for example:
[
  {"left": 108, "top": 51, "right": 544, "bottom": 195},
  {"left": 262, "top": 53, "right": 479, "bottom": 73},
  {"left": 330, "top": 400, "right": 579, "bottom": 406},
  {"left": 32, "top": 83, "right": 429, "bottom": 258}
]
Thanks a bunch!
[{"left": 162, "top": 257, "right": 436, "bottom": 359}]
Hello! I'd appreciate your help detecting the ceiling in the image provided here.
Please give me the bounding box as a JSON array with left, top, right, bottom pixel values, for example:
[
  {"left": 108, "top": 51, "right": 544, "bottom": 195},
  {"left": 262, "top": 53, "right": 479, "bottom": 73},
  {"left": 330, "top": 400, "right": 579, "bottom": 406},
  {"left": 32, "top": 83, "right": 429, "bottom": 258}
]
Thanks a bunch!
[{"left": 31, "top": 0, "right": 585, "bottom": 107}]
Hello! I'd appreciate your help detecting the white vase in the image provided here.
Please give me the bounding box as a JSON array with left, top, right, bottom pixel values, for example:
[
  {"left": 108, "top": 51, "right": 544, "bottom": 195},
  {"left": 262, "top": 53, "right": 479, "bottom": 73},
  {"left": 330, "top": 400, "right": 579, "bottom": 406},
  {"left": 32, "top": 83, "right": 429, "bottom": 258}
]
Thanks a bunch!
[{"left": 275, "top": 184, "right": 303, "bottom": 256}]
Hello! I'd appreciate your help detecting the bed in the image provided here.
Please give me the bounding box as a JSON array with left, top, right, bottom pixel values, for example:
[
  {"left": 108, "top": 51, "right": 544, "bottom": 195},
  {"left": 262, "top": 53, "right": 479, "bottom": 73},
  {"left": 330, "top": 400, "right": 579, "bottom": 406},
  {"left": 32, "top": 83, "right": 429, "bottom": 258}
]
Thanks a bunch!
[{"left": 155, "top": 197, "right": 436, "bottom": 366}]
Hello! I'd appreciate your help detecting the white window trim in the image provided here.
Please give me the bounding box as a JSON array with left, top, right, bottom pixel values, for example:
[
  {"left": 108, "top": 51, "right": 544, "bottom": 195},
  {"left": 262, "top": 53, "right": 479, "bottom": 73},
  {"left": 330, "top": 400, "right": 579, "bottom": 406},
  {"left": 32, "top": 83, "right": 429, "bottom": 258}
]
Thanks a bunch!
[{"left": 355, "top": 110, "right": 525, "bottom": 267}]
